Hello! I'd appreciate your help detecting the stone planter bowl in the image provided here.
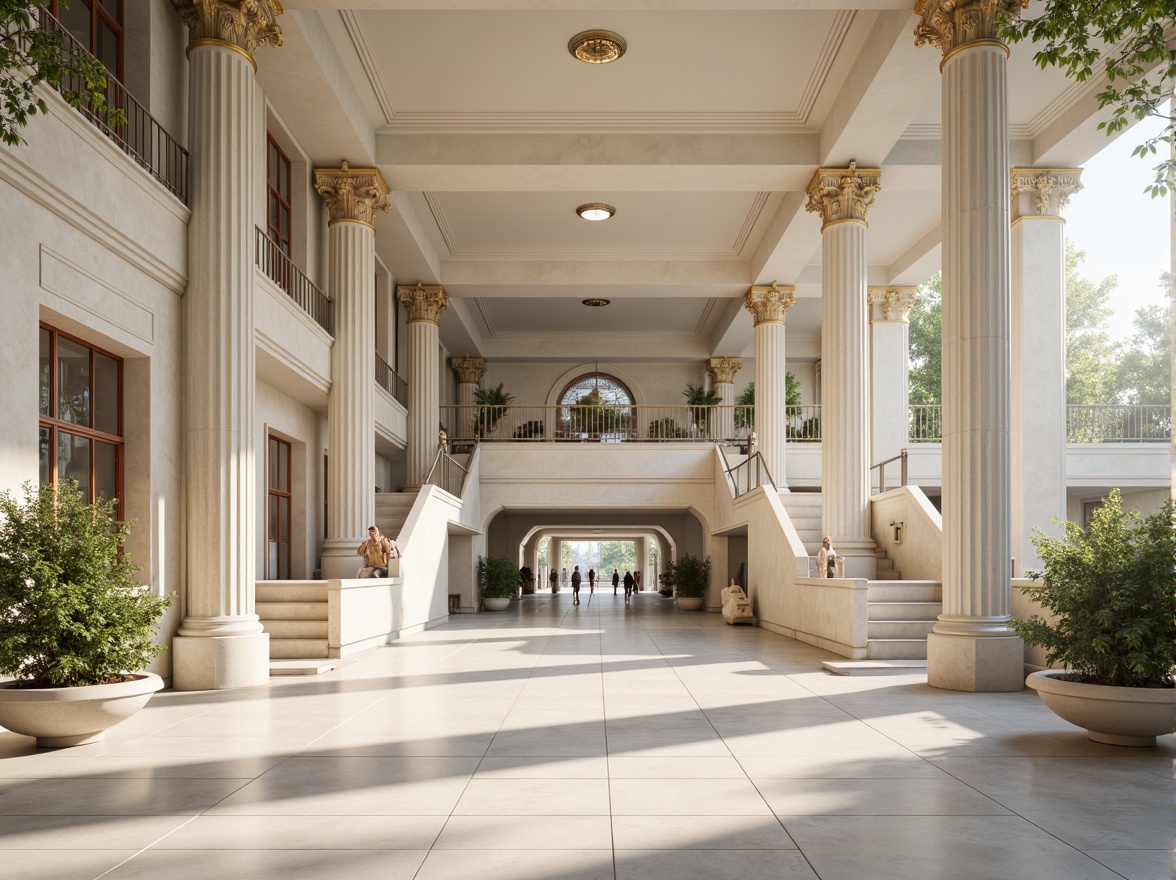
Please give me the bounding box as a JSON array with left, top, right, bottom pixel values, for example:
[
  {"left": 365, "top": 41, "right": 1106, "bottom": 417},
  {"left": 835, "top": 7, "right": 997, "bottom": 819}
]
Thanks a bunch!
[
  {"left": 0, "top": 673, "right": 164, "bottom": 748},
  {"left": 1026, "top": 670, "right": 1176, "bottom": 747},
  {"left": 482, "top": 597, "right": 511, "bottom": 612},
  {"left": 676, "top": 596, "right": 704, "bottom": 611}
]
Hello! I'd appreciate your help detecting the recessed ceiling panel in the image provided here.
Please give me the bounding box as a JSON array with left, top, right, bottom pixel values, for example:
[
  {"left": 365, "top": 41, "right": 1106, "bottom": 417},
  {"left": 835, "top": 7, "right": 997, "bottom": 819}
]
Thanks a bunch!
[{"left": 474, "top": 296, "right": 723, "bottom": 336}]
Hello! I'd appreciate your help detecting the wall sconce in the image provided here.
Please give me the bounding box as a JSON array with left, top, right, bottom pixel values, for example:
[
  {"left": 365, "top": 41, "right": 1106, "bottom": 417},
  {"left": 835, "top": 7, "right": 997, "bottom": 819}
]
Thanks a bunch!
[{"left": 890, "top": 520, "right": 904, "bottom": 544}]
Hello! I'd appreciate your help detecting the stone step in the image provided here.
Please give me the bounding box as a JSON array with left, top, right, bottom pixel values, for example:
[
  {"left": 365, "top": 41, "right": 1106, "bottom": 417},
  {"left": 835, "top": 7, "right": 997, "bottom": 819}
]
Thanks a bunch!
[
  {"left": 270, "top": 638, "right": 331, "bottom": 659},
  {"left": 256, "top": 582, "right": 328, "bottom": 603},
  {"left": 875, "top": 568, "right": 902, "bottom": 580},
  {"left": 780, "top": 492, "right": 822, "bottom": 507},
  {"left": 866, "top": 581, "right": 941, "bottom": 602},
  {"left": 867, "top": 620, "right": 937, "bottom": 639},
  {"left": 255, "top": 602, "right": 328, "bottom": 621},
  {"left": 866, "top": 638, "right": 929, "bottom": 660},
  {"left": 867, "top": 601, "right": 942, "bottom": 621},
  {"left": 262, "top": 619, "right": 329, "bottom": 640}
]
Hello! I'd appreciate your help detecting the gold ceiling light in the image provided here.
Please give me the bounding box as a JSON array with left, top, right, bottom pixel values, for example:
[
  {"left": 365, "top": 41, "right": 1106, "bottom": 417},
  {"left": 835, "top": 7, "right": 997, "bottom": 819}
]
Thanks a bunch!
[
  {"left": 568, "top": 30, "right": 627, "bottom": 64},
  {"left": 576, "top": 202, "right": 616, "bottom": 221},
  {"left": 582, "top": 298, "right": 611, "bottom": 307}
]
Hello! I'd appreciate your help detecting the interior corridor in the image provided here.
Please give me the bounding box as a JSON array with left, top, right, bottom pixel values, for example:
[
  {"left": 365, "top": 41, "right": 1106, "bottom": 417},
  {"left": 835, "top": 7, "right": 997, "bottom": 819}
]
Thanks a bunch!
[{"left": 1, "top": 593, "right": 1170, "bottom": 880}]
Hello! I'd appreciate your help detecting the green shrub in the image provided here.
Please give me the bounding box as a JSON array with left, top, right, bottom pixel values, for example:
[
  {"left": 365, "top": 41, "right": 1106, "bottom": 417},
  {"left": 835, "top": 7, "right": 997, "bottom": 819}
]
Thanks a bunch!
[
  {"left": 1012, "top": 489, "right": 1176, "bottom": 688},
  {"left": 648, "top": 417, "right": 684, "bottom": 439},
  {"left": 474, "top": 383, "right": 514, "bottom": 437},
  {"left": 514, "top": 420, "right": 544, "bottom": 439},
  {"left": 660, "top": 553, "right": 711, "bottom": 599},
  {"left": 0, "top": 481, "right": 172, "bottom": 688},
  {"left": 478, "top": 554, "right": 518, "bottom": 599}
]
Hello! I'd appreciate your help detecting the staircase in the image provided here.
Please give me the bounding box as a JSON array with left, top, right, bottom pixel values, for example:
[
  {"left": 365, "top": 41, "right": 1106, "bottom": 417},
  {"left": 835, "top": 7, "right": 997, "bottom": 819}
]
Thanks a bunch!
[
  {"left": 374, "top": 490, "right": 416, "bottom": 542},
  {"left": 257, "top": 581, "right": 329, "bottom": 659},
  {"left": 779, "top": 492, "right": 823, "bottom": 562}
]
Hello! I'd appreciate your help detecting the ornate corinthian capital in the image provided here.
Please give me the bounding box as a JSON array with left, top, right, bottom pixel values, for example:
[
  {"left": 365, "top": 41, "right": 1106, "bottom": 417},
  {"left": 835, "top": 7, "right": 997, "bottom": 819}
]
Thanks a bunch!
[
  {"left": 805, "top": 161, "right": 882, "bottom": 227},
  {"left": 171, "top": 0, "right": 283, "bottom": 58},
  {"left": 913, "top": 0, "right": 1027, "bottom": 58},
  {"left": 868, "top": 286, "right": 919, "bottom": 323},
  {"left": 1010, "top": 168, "right": 1083, "bottom": 219},
  {"left": 397, "top": 282, "right": 449, "bottom": 325},
  {"left": 314, "top": 162, "right": 391, "bottom": 228},
  {"left": 450, "top": 356, "right": 487, "bottom": 385},
  {"left": 706, "top": 357, "right": 742, "bottom": 386},
  {"left": 744, "top": 282, "right": 796, "bottom": 326}
]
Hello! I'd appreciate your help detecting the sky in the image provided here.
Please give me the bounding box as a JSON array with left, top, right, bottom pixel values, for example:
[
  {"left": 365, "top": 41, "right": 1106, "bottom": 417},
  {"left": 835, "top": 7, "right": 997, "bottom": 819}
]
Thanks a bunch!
[{"left": 1063, "top": 114, "right": 1170, "bottom": 342}]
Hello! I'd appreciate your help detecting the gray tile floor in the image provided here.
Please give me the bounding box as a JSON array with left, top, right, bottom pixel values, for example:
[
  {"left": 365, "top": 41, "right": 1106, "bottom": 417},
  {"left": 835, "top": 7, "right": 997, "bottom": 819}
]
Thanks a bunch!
[{"left": 1, "top": 591, "right": 1172, "bottom": 880}]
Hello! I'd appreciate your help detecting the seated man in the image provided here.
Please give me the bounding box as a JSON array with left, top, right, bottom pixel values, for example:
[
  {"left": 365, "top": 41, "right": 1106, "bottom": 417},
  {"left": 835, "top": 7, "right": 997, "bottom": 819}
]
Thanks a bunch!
[{"left": 357, "top": 525, "right": 400, "bottom": 578}]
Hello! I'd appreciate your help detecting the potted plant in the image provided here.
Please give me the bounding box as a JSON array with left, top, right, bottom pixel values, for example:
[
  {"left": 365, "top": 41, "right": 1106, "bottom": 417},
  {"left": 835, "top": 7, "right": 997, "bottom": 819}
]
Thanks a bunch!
[
  {"left": 1014, "top": 489, "right": 1176, "bottom": 747},
  {"left": 683, "top": 383, "right": 721, "bottom": 436},
  {"left": 648, "top": 417, "right": 684, "bottom": 440},
  {"left": 514, "top": 420, "right": 544, "bottom": 440},
  {"left": 473, "top": 383, "right": 514, "bottom": 438},
  {"left": 478, "top": 554, "right": 517, "bottom": 611},
  {"left": 570, "top": 386, "right": 624, "bottom": 439},
  {"left": 660, "top": 553, "right": 711, "bottom": 611},
  {"left": 0, "top": 482, "right": 172, "bottom": 748},
  {"left": 519, "top": 565, "right": 536, "bottom": 595}
]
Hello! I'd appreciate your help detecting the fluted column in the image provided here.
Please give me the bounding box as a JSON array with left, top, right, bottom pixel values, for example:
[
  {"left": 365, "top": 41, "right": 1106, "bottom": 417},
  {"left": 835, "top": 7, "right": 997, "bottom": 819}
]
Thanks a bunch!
[
  {"left": 170, "top": 0, "right": 281, "bottom": 691},
  {"left": 399, "top": 283, "right": 449, "bottom": 487},
  {"left": 744, "top": 283, "right": 795, "bottom": 488},
  {"left": 315, "top": 163, "right": 391, "bottom": 580},
  {"left": 707, "top": 357, "right": 742, "bottom": 441},
  {"left": 806, "top": 163, "right": 881, "bottom": 577},
  {"left": 869, "top": 287, "right": 918, "bottom": 469},
  {"left": 1011, "top": 169, "right": 1081, "bottom": 572},
  {"left": 451, "top": 355, "right": 486, "bottom": 439},
  {"left": 916, "top": 0, "right": 1025, "bottom": 691}
]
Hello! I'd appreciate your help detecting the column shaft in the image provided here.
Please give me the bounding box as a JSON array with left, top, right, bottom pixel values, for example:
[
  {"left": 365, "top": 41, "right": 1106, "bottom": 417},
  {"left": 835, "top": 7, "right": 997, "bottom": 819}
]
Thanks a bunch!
[
  {"left": 407, "top": 321, "right": 441, "bottom": 486},
  {"left": 754, "top": 322, "right": 788, "bottom": 487}
]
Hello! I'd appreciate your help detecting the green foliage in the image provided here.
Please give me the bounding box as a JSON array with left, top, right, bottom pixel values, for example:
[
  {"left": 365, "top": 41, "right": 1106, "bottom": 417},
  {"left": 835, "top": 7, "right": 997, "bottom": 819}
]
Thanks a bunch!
[
  {"left": 0, "top": 481, "right": 172, "bottom": 687},
  {"left": 477, "top": 554, "right": 518, "bottom": 599},
  {"left": 513, "top": 420, "right": 544, "bottom": 439},
  {"left": 1065, "top": 246, "right": 1123, "bottom": 406},
  {"left": 0, "top": 1, "right": 126, "bottom": 147},
  {"left": 732, "top": 377, "right": 800, "bottom": 430},
  {"left": 599, "top": 541, "right": 636, "bottom": 573},
  {"left": 570, "top": 386, "right": 624, "bottom": 435},
  {"left": 473, "top": 383, "right": 514, "bottom": 437},
  {"left": 908, "top": 273, "right": 942, "bottom": 406},
  {"left": 647, "top": 417, "right": 684, "bottom": 439},
  {"left": 518, "top": 566, "right": 534, "bottom": 587},
  {"left": 1115, "top": 301, "right": 1171, "bottom": 407},
  {"left": 659, "top": 553, "right": 711, "bottom": 599},
  {"left": 683, "top": 382, "right": 722, "bottom": 431},
  {"left": 1011, "top": 490, "right": 1176, "bottom": 688},
  {"left": 1000, "top": 2, "right": 1175, "bottom": 197}
]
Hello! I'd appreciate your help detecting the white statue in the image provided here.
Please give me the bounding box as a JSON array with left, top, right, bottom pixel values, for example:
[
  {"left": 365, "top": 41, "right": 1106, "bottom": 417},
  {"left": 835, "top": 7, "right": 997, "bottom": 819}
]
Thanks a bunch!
[{"left": 722, "top": 579, "right": 754, "bottom": 625}]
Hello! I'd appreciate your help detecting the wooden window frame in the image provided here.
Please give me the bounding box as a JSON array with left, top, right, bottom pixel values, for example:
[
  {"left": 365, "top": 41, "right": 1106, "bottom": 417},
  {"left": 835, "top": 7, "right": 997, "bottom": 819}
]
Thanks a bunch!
[
  {"left": 267, "top": 435, "right": 293, "bottom": 580},
  {"left": 48, "top": 0, "right": 125, "bottom": 81},
  {"left": 266, "top": 133, "right": 292, "bottom": 257},
  {"left": 39, "top": 323, "right": 124, "bottom": 516}
]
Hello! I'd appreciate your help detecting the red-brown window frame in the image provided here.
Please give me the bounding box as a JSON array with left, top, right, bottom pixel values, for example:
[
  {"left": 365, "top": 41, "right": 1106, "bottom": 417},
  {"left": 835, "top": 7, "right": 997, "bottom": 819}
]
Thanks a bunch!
[
  {"left": 47, "top": 0, "right": 125, "bottom": 81},
  {"left": 39, "top": 323, "right": 125, "bottom": 517},
  {"left": 266, "top": 133, "right": 292, "bottom": 256},
  {"left": 267, "top": 435, "right": 292, "bottom": 580}
]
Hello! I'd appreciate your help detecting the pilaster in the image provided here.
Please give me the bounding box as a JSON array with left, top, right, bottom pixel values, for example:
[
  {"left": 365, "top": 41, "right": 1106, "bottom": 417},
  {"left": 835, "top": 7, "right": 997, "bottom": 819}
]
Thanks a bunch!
[
  {"left": 399, "top": 283, "right": 449, "bottom": 487},
  {"left": 869, "top": 287, "right": 918, "bottom": 468},
  {"left": 744, "top": 283, "right": 795, "bottom": 488},
  {"left": 706, "top": 356, "right": 742, "bottom": 441}
]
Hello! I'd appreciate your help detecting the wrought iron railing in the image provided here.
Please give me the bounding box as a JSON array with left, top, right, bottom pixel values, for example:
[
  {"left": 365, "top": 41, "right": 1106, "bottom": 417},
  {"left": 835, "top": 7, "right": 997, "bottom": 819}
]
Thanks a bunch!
[
  {"left": 723, "top": 451, "right": 776, "bottom": 498},
  {"left": 375, "top": 353, "right": 408, "bottom": 407},
  {"left": 255, "top": 227, "right": 333, "bottom": 334},
  {"left": 41, "top": 9, "right": 189, "bottom": 204},
  {"left": 1066, "top": 405, "right": 1171, "bottom": 443},
  {"left": 425, "top": 442, "right": 474, "bottom": 497},
  {"left": 871, "top": 449, "right": 908, "bottom": 495},
  {"left": 908, "top": 405, "right": 942, "bottom": 443}
]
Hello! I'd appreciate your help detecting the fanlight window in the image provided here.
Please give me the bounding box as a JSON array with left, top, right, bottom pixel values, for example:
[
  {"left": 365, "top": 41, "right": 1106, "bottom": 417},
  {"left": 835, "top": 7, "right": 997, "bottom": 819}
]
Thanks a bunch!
[{"left": 558, "top": 373, "right": 634, "bottom": 439}]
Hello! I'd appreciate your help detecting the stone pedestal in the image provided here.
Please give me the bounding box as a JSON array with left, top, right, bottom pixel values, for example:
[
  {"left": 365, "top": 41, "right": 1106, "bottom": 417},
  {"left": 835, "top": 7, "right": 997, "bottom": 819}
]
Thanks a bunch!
[
  {"left": 744, "top": 284, "right": 795, "bottom": 488},
  {"left": 399, "top": 284, "right": 449, "bottom": 488},
  {"left": 707, "top": 357, "right": 741, "bottom": 442},
  {"left": 806, "top": 164, "right": 882, "bottom": 578},
  {"left": 916, "top": 0, "right": 1025, "bottom": 691},
  {"left": 1011, "top": 169, "right": 1081, "bottom": 573},
  {"left": 869, "top": 287, "right": 918, "bottom": 471},
  {"left": 314, "top": 163, "right": 391, "bottom": 581},
  {"left": 171, "top": 1, "right": 282, "bottom": 690}
]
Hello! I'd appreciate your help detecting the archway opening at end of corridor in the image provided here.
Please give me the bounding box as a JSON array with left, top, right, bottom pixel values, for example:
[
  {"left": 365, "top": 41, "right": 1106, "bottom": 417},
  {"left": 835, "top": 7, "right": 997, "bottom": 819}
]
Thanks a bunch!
[{"left": 536, "top": 536, "right": 661, "bottom": 595}]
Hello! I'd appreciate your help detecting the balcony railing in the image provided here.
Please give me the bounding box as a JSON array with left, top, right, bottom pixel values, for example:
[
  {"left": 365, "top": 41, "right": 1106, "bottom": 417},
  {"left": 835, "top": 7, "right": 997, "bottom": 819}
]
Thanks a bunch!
[
  {"left": 908, "top": 405, "right": 942, "bottom": 443},
  {"left": 41, "top": 9, "right": 189, "bottom": 204},
  {"left": 376, "top": 353, "right": 408, "bottom": 407},
  {"left": 438, "top": 403, "right": 819, "bottom": 443},
  {"left": 255, "top": 228, "right": 333, "bottom": 334},
  {"left": 1067, "top": 405, "right": 1171, "bottom": 443}
]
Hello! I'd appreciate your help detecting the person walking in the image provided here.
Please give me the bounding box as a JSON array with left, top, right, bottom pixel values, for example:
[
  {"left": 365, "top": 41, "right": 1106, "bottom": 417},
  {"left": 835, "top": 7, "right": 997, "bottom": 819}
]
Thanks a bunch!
[
  {"left": 632, "top": 570, "right": 641, "bottom": 593},
  {"left": 571, "top": 565, "right": 582, "bottom": 605},
  {"left": 612, "top": 569, "right": 620, "bottom": 595},
  {"left": 588, "top": 567, "right": 596, "bottom": 597},
  {"left": 623, "top": 570, "right": 634, "bottom": 604}
]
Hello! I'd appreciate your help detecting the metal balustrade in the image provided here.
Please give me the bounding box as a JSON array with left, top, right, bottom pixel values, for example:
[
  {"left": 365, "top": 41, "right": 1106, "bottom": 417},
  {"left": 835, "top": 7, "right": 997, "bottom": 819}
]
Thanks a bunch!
[
  {"left": 426, "top": 442, "right": 474, "bottom": 497},
  {"left": 724, "top": 451, "right": 776, "bottom": 498},
  {"left": 908, "top": 405, "right": 942, "bottom": 443},
  {"left": 375, "top": 353, "right": 408, "bottom": 407},
  {"left": 41, "top": 9, "right": 189, "bottom": 204},
  {"left": 255, "top": 228, "right": 333, "bottom": 334},
  {"left": 1066, "top": 405, "right": 1171, "bottom": 443}
]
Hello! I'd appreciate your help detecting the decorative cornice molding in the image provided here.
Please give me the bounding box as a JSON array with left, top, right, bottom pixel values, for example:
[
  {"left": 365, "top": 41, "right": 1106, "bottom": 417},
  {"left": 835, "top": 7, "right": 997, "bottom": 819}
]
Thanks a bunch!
[
  {"left": 805, "top": 161, "right": 881, "bottom": 227},
  {"left": 397, "top": 282, "right": 448, "bottom": 325},
  {"left": 744, "top": 282, "right": 796, "bottom": 326},
  {"left": 868, "top": 286, "right": 918, "bottom": 323},
  {"left": 450, "top": 356, "right": 487, "bottom": 385},
  {"left": 1010, "top": 168, "right": 1083, "bottom": 219},
  {"left": 171, "top": 0, "right": 282, "bottom": 59},
  {"left": 314, "top": 161, "right": 390, "bottom": 228},
  {"left": 913, "top": 0, "right": 1026, "bottom": 58},
  {"left": 706, "top": 357, "right": 743, "bottom": 386}
]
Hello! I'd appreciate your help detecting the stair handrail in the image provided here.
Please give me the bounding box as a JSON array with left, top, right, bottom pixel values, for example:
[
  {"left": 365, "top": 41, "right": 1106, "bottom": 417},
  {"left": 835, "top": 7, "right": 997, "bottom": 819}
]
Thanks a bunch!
[
  {"left": 871, "top": 449, "right": 908, "bottom": 495},
  {"left": 425, "top": 438, "right": 477, "bottom": 497},
  {"left": 721, "top": 446, "right": 777, "bottom": 499}
]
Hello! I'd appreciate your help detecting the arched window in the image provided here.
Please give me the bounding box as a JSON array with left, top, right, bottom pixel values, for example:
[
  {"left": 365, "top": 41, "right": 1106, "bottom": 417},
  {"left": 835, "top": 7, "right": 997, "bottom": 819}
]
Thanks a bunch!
[{"left": 558, "top": 374, "right": 634, "bottom": 440}]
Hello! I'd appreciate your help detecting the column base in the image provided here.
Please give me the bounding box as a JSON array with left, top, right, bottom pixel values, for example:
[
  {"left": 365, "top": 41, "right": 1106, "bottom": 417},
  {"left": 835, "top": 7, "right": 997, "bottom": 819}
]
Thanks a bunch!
[
  {"left": 172, "top": 631, "right": 270, "bottom": 690},
  {"left": 927, "top": 632, "right": 1024, "bottom": 692}
]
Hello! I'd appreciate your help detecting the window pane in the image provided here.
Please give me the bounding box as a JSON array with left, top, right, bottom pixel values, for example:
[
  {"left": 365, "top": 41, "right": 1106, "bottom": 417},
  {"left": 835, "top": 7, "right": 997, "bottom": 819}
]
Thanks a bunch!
[
  {"left": 278, "top": 442, "right": 289, "bottom": 492},
  {"left": 269, "top": 196, "right": 279, "bottom": 230},
  {"left": 278, "top": 496, "right": 289, "bottom": 540},
  {"left": 94, "top": 352, "right": 119, "bottom": 435},
  {"left": 279, "top": 205, "right": 290, "bottom": 242},
  {"left": 99, "top": 0, "right": 120, "bottom": 16},
  {"left": 268, "top": 143, "right": 278, "bottom": 186},
  {"left": 57, "top": 337, "right": 90, "bottom": 425},
  {"left": 58, "top": 432, "right": 91, "bottom": 501},
  {"left": 94, "top": 441, "right": 117, "bottom": 504},
  {"left": 268, "top": 542, "right": 278, "bottom": 579},
  {"left": 39, "top": 426, "right": 51, "bottom": 486},
  {"left": 39, "top": 328, "right": 51, "bottom": 417},
  {"left": 278, "top": 544, "right": 289, "bottom": 580},
  {"left": 278, "top": 155, "right": 288, "bottom": 198},
  {"left": 268, "top": 438, "right": 277, "bottom": 488},
  {"left": 96, "top": 18, "right": 118, "bottom": 75},
  {"left": 268, "top": 495, "right": 278, "bottom": 540},
  {"left": 59, "top": 2, "right": 89, "bottom": 47}
]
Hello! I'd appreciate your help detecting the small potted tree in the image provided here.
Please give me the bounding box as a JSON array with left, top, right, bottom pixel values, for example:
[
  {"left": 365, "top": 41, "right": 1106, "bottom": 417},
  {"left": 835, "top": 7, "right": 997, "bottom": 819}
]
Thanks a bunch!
[
  {"left": 519, "top": 565, "right": 536, "bottom": 595},
  {"left": 478, "top": 554, "right": 517, "bottom": 611},
  {"left": 683, "top": 383, "right": 721, "bottom": 437},
  {"left": 1015, "top": 490, "right": 1176, "bottom": 747},
  {"left": 473, "top": 383, "right": 514, "bottom": 438},
  {"left": 661, "top": 553, "right": 711, "bottom": 611},
  {"left": 0, "top": 482, "right": 172, "bottom": 748}
]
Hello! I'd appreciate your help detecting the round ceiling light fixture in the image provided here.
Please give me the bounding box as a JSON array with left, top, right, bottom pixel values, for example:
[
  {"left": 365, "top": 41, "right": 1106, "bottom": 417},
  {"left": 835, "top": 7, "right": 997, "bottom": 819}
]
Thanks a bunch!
[
  {"left": 568, "top": 30, "right": 627, "bottom": 65},
  {"left": 576, "top": 202, "right": 616, "bottom": 221},
  {"left": 582, "top": 298, "right": 611, "bottom": 307}
]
